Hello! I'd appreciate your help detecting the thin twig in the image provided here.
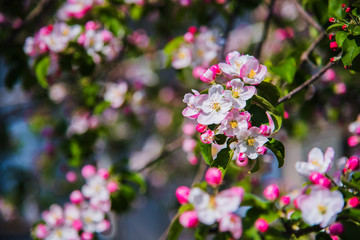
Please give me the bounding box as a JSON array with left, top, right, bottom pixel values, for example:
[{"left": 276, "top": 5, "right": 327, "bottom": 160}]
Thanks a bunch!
[
  {"left": 278, "top": 60, "right": 335, "bottom": 104},
  {"left": 254, "top": 0, "right": 277, "bottom": 60},
  {"left": 300, "top": 32, "right": 326, "bottom": 65},
  {"left": 290, "top": 0, "right": 323, "bottom": 32}
]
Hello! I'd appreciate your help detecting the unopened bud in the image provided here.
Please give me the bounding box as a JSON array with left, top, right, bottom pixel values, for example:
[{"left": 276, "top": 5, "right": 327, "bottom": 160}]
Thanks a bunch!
[
  {"left": 259, "top": 125, "right": 271, "bottom": 136},
  {"left": 70, "top": 190, "right": 84, "bottom": 204},
  {"left": 175, "top": 186, "right": 191, "bottom": 204},
  {"left": 257, "top": 146, "right": 267, "bottom": 155},
  {"left": 196, "top": 124, "right": 207, "bottom": 133},
  {"left": 345, "top": 156, "right": 360, "bottom": 171},
  {"left": 329, "top": 17, "right": 336, "bottom": 22},
  {"left": 200, "top": 130, "right": 214, "bottom": 144},
  {"left": 348, "top": 196, "right": 359, "bottom": 208},
  {"left": 280, "top": 196, "right": 291, "bottom": 206},
  {"left": 329, "top": 222, "right": 344, "bottom": 236},
  {"left": 205, "top": 167, "right": 222, "bottom": 186},
  {"left": 263, "top": 184, "right": 280, "bottom": 201},
  {"left": 236, "top": 153, "right": 248, "bottom": 166},
  {"left": 255, "top": 218, "right": 269, "bottom": 233},
  {"left": 179, "top": 211, "right": 198, "bottom": 228}
]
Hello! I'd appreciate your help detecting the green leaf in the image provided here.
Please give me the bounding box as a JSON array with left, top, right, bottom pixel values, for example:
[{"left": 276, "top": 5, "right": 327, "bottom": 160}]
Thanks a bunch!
[
  {"left": 94, "top": 101, "right": 111, "bottom": 115},
  {"left": 211, "top": 148, "right": 232, "bottom": 173},
  {"left": 336, "top": 31, "right": 350, "bottom": 47},
  {"left": 69, "top": 141, "right": 81, "bottom": 167},
  {"left": 123, "top": 172, "right": 146, "bottom": 194},
  {"left": 35, "top": 56, "right": 50, "bottom": 88},
  {"left": 242, "top": 193, "right": 268, "bottom": 209},
  {"left": 316, "top": 232, "right": 332, "bottom": 240},
  {"left": 163, "top": 36, "right": 184, "bottom": 56},
  {"left": 199, "top": 141, "right": 213, "bottom": 165},
  {"left": 195, "top": 225, "right": 208, "bottom": 240},
  {"left": 342, "top": 35, "right": 360, "bottom": 66},
  {"left": 353, "top": 26, "right": 360, "bottom": 36},
  {"left": 270, "top": 58, "right": 296, "bottom": 84},
  {"left": 250, "top": 158, "right": 260, "bottom": 173},
  {"left": 214, "top": 134, "right": 227, "bottom": 145},
  {"left": 167, "top": 216, "right": 183, "bottom": 240},
  {"left": 328, "top": 0, "right": 344, "bottom": 19},
  {"left": 252, "top": 95, "right": 282, "bottom": 132},
  {"left": 256, "top": 81, "right": 281, "bottom": 106},
  {"left": 178, "top": 204, "right": 193, "bottom": 214},
  {"left": 340, "top": 208, "right": 360, "bottom": 220},
  {"left": 327, "top": 23, "right": 346, "bottom": 33},
  {"left": 265, "top": 138, "right": 285, "bottom": 168},
  {"left": 290, "top": 210, "right": 301, "bottom": 220}
]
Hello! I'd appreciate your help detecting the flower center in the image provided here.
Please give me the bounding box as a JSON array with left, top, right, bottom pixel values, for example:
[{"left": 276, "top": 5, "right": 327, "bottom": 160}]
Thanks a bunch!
[
  {"left": 210, "top": 102, "right": 221, "bottom": 111},
  {"left": 230, "top": 120, "right": 238, "bottom": 128},
  {"left": 248, "top": 69, "right": 256, "bottom": 79},
  {"left": 235, "top": 61, "right": 242, "bottom": 69},
  {"left": 178, "top": 51, "right": 187, "bottom": 59},
  {"left": 209, "top": 196, "right": 216, "bottom": 209},
  {"left": 318, "top": 205, "right": 327, "bottom": 215},
  {"left": 62, "top": 28, "right": 69, "bottom": 36},
  {"left": 232, "top": 90, "right": 240, "bottom": 98},
  {"left": 310, "top": 159, "right": 321, "bottom": 167},
  {"left": 247, "top": 137, "right": 256, "bottom": 146}
]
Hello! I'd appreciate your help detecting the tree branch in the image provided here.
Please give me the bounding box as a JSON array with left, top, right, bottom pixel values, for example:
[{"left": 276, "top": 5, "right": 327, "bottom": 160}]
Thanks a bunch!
[
  {"left": 254, "top": 0, "right": 277, "bottom": 60},
  {"left": 278, "top": 60, "right": 335, "bottom": 104},
  {"left": 290, "top": 0, "right": 323, "bottom": 32},
  {"left": 300, "top": 31, "right": 326, "bottom": 65}
]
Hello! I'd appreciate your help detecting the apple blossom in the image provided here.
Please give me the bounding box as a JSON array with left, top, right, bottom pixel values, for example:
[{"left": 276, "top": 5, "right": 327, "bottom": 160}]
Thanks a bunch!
[
  {"left": 172, "top": 45, "right": 192, "bottom": 69},
  {"left": 219, "top": 213, "right": 242, "bottom": 239},
  {"left": 81, "top": 165, "right": 97, "bottom": 179},
  {"left": 219, "top": 51, "right": 254, "bottom": 78},
  {"left": 182, "top": 90, "right": 207, "bottom": 119},
  {"left": 218, "top": 109, "right": 248, "bottom": 137},
  {"left": 70, "top": 190, "right": 84, "bottom": 204},
  {"left": 297, "top": 186, "right": 344, "bottom": 227},
  {"left": 228, "top": 79, "right": 256, "bottom": 109},
  {"left": 104, "top": 82, "right": 128, "bottom": 108},
  {"left": 240, "top": 58, "right": 267, "bottom": 85},
  {"left": 295, "top": 147, "right": 334, "bottom": 176},
  {"left": 196, "top": 123, "right": 207, "bottom": 133}
]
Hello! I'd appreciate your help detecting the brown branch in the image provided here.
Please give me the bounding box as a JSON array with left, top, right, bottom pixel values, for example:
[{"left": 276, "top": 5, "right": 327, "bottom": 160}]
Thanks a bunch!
[
  {"left": 254, "top": 0, "right": 277, "bottom": 60},
  {"left": 278, "top": 60, "right": 334, "bottom": 104},
  {"left": 290, "top": 0, "right": 323, "bottom": 32},
  {"left": 300, "top": 32, "right": 326, "bottom": 65}
]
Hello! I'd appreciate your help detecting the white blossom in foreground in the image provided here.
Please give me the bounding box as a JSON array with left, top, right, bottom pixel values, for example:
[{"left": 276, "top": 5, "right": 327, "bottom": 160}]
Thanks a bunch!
[
  {"left": 295, "top": 147, "right": 334, "bottom": 176},
  {"left": 182, "top": 90, "right": 207, "bottom": 119},
  {"left": 297, "top": 186, "right": 344, "bottom": 227},
  {"left": 228, "top": 78, "right": 256, "bottom": 109},
  {"left": 197, "top": 85, "right": 232, "bottom": 125},
  {"left": 188, "top": 187, "right": 243, "bottom": 225},
  {"left": 218, "top": 109, "right": 248, "bottom": 137},
  {"left": 219, "top": 213, "right": 242, "bottom": 239}
]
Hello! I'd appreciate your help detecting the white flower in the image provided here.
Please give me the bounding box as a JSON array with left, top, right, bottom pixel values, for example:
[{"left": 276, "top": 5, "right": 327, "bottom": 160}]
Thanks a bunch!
[
  {"left": 219, "top": 213, "right": 242, "bottom": 239},
  {"left": 182, "top": 90, "right": 207, "bottom": 119},
  {"left": 42, "top": 204, "right": 64, "bottom": 227},
  {"left": 197, "top": 85, "right": 232, "bottom": 125},
  {"left": 81, "top": 205, "right": 105, "bottom": 232},
  {"left": 45, "top": 226, "right": 80, "bottom": 240},
  {"left": 228, "top": 79, "right": 256, "bottom": 109},
  {"left": 218, "top": 109, "right": 248, "bottom": 137},
  {"left": 104, "top": 82, "right": 128, "bottom": 108},
  {"left": 82, "top": 175, "right": 110, "bottom": 203},
  {"left": 298, "top": 186, "right": 344, "bottom": 227},
  {"left": 218, "top": 51, "right": 254, "bottom": 78},
  {"left": 231, "top": 127, "right": 268, "bottom": 159},
  {"left": 295, "top": 147, "right": 334, "bottom": 177},
  {"left": 172, "top": 45, "right": 192, "bottom": 69},
  {"left": 64, "top": 203, "right": 81, "bottom": 225},
  {"left": 188, "top": 187, "right": 242, "bottom": 225}
]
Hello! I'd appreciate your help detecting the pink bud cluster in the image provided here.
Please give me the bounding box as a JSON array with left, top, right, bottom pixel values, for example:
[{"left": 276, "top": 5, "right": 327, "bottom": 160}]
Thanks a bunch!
[
  {"left": 33, "top": 165, "right": 118, "bottom": 240},
  {"left": 175, "top": 183, "right": 244, "bottom": 239},
  {"left": 347, "top": 116, "right": 360, "bottom": 147}
]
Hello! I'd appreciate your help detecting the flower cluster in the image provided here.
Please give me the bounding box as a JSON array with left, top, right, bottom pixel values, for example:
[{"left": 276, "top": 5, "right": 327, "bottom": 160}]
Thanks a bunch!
[
  {"left": 182, "top": 51, "right": 271, "bottom": 164},
  {"left": 57, "top": 0, "right": 105, "bottom": 20},
  {"left": 78, "top": 21, "right": 122, "bottom": 63},
  {"left": 171, "top": 26, "right": 221, "bottom": 70},
  {"left": 175, "top": 168, "right": 244, "bottom": 239},
  {"left": 32, "top": 165, "right": 119, "bottom": 240}
]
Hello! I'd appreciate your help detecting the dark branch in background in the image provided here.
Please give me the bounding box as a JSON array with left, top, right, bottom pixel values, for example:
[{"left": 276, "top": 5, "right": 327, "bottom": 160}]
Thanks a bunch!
[
  {"left": 220, "top": 2, "right": 240, "bottom": 59},
  {"left": 278, "top": 60, "right": 335, "bottom": 104},
  {"left": 254, "top": 0, "right": 277, "bottom": 60},
  {"left": 300, "top": 31, "right": 326, "bottom": 66},
  {"left": 290, "top": 0, "right": 323, "bottom": 32}
]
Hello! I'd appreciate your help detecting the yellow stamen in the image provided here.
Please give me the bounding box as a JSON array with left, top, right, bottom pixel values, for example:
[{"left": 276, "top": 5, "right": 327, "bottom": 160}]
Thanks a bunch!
[
  {"left": 232, "top": 91, "right": 240, "bottom": 98},
  {"left": 310, "top": 160, "right": 321, "bottom": 167},
  {"left": 247, "top": 137, "right": 256, "bottom": 146},
  {"left": 209, "top": 196, "right": 216, "bottom": 209},
  {"left": 211, "top": 102, "right": 221, "bottom": 111},
  {"left": 230, "top": 121, "right": 238, "bottom": 128},
  {"left": 178, "top": 51, "right": 186, "bottom": 59},
  {"left": 62, "top": 28, "right": 69, "bottom": 36},
  {"left": 248, "top": 69, "right": 256, "bottom": 79},
  {"left": 318, "top": 205, "right": 327, "bottom": 215}
]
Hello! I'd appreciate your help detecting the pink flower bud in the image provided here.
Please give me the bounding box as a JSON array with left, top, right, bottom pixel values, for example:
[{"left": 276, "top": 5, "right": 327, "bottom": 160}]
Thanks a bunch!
[
  {"left": 328, "top": 34, "right": 335, "bottom": 41},
  {"left": 345, "top": 156, "right": 360, "bottom": 171},
  {"left": 102, "top": 30, "right": 113, "bottom": 42},
  {"left": 77, "top": 33, "right": 86, "bottom": 45},
  {"left": 348, "top": 197, "right": 359, "bottom": 208},
  {"left": 182, "top": 138, "right": 197, "bottom": 152},
  {"left": 35, "top": 224, "right": 48, "bottom": 239},
  {"left": 184, "top": 32, "right": 194, "bottom": 43},
  {"left": 70, "top": 190, "right": 84, "bottom": 204},
  {"left": 205, "top": 167, "right": 222, "bottom": 186},
  {"left": 98, "top": 168, "right": 110, "bottom": 179},
  {"left": 200, "top": 67, "right": 216, "bottom": 84},
  {"left": 284, "top": 111, "right": 289, "bottom": 119},
  {"left": 226, "top": 81, "right": 232, "bottom": 89},
  {"left": 257, "top": 146, "right": 267, "bottom": 155},
  {"left": 309, "top": 172, "right": 323, "bottom": 184},
  {"left": 334, "top": 82, "right": 347, "bottom": 94},
  {"left": 329, "top": 17, "right": 336, "bottom": 22},
  {"left": 331, "top": 235, "right": 340, "bottom": 240},
  {"left": 329, "top": 222, "right": 344, "bottom": 235},
  {"left": 179, "top": 211, "right": 198, "bottom": 228},
  {"left": 200, "top": 130, "right": 214, "bottom": 144},
  {"left": 72, "top": 219, "right": 83, "bottom": 231},
  {"left": 280, "top": 196, "right": 290, "bottom": 206},
  {"left": 175, "top": 186, "right": 190, "bottom": 204},
  {"left": 188, "top": 26, "right": 197, "bottom": 34},
  {"left": 346, "top": 7, "right": 351, "bottom": 13},
  {"left": 81, "top": 165, "right": 97, "bottom": 178},
  {"left": 239, "top": 111, "right": 251, "bottom": 121},
  {"left": 263, "top": 184, "right": 280, "bottom": 201},
  {"left": 210, "top": 64, "right": 221, "bottom": 75},
  {"left": 192, "top": 66, "right": 206, "bottom": 79},
  {"left": 342, "top": 4, "right": 346, "bottom": 8},
  {"left": 66, "top": 171, "right": 77, "bottom": 183},
  {"left": 85, "top": 21, "right": 97, "bottom": 30},
  {"left": 318, "top": 177, "right": 331, "bottom": 188},
  {"left": 107, "top": 181, "right": 119, "bottom": 193},
  {"left": 236, "top": 153, "right": 248, "bottom": 167},
  {"left": 342, "top": 24, "right": 347, "bottom": 30},
  {"left": 255, "top": 218, "right": 269, "bottom": 233},
  {"left": 356, "top": 126, "right": 360, "bottom": 135},
  {"left": 81, "top": 232, "right": 93, "bottom": 240},
  {"left": 330, "top": 42, "right": 338, "bottom": 50},
  {"left": 293, "top": 198, "right": 299, "bottom": 209},
  {"left": 196, "top": 124, "right": 207, "bottom": 133},
  {"left": 347, "top": 136, "right": 358, "bottom": 147},
  {"left": 188, "top": 155, "right": 198, "bottom": 165},
  {"left": 259, "top": 125, "right": 271, "bottom": 136}
]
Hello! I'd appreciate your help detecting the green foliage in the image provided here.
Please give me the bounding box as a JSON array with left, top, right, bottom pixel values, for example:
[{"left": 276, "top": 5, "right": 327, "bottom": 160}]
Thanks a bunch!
[
  {"left": 316, "top": 232, "right": 332, "bottom": 240},
  {"left": 199, "top": 141, "right": 213, "bottom": 165},
  {"left": 35, "top": 56, "right": 50, "bottom": 88},
  {"left": 270, "top": 58, "right": 297, "bottom": 84},
  {"left": 342, "top": 35, "right": 360, "bottom": 67},
  {"left": 251, "top": 95, "right": 283, "bottom": 132},
  {"left": 265, "top": 138, "right": 285, "bottom": 168},
  {"left": 211, "top": 147, "right": 232, "bottom": 174},
  {"left": 249, "top": 158, "right": 260, "bottom": 173}
]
